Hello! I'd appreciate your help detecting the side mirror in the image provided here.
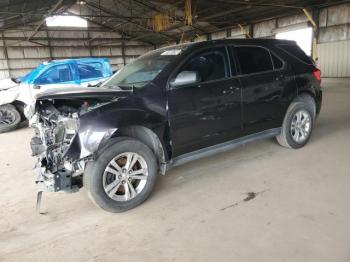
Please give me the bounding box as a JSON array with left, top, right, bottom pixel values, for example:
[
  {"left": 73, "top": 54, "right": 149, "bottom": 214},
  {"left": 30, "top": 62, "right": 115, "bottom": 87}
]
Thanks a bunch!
[
  {"left": 170, "top": 71, "right": 200, "bottom": 87},
  {"left": 33, "top": 85, "right": 41, "bottom": 90}
]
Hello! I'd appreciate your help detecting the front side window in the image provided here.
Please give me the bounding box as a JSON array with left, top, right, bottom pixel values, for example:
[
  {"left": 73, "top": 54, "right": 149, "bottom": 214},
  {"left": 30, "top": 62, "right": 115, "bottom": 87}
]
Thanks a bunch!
[
  {"left": 78, "top": 63, "right": 103, "bottom": 80},
  {"left": 235, "top": 46, "right": 273, "bottom": 75},
  {"left": 35, "top": 64, "right": 73, "bottom": 84},
  {"left": 180, "top": 47, "right": 228, "bottom": 83}
]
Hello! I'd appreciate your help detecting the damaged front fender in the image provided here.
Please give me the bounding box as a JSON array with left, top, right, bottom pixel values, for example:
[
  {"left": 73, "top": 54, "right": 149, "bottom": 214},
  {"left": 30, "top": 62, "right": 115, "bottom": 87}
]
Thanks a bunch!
[
  {"left": 0, "top": 88, "right": 20, "bottom": 105},
  {"left": 65, "top": 124, "right": 118, "bottom": 160}
]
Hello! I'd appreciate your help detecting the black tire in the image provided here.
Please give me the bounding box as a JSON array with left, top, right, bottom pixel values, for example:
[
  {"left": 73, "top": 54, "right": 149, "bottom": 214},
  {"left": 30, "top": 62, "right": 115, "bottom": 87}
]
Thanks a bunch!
[
  {"left": 294, "top": 93, "right": 317, "bottom": 120},
  {"left": 276, "top": 99, "right": 315, "bottom": 149},
  {"left": 84, "top": 138, "right": 158, "bottom": 212},
  {"left": 0, "top": 104, "right": 21, "bottom": 134}
]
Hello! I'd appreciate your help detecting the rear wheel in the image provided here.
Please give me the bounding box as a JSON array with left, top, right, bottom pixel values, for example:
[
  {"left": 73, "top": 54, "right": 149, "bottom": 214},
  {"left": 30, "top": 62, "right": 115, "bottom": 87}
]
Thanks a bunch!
[
  {"left": 84, "top": 138, "right": 158, "bottom": 212},
  {"left": 0, "top": 104, "right": 21, "bottom": 133},
  {"left": 276, "top": 100, "right": 314, "bottom": 149}
]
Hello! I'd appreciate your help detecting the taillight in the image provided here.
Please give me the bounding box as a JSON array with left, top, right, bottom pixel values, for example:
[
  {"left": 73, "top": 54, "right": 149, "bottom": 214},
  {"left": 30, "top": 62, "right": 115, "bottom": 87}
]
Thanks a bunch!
[{"left": 313, "top": 68, "right": 321, "bottom": 82}]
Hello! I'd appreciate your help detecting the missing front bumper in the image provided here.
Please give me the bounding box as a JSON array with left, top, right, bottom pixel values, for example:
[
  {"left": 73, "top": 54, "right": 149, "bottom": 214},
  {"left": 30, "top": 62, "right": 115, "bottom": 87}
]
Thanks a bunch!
[{"left": 34, "top": 165, "right": 79, "bottom": 193}]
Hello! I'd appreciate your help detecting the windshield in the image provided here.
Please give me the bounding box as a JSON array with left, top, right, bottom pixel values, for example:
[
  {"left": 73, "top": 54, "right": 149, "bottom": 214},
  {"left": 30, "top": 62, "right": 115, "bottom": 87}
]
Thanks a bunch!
[
  {"left": 103, "top": 48, "right": 183, "bottom": 89},
  {"left": 19, "top": 64, "right": 45, "bottom": 83}
]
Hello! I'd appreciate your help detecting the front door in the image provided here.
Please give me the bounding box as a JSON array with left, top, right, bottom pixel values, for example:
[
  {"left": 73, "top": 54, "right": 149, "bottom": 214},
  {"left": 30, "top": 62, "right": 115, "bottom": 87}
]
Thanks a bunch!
[
  {"left": 168, "top": 46, "right": 242, "bottom": 157},
  {"left": 32, "top": 63, "right": 78, "bottom": 91}
]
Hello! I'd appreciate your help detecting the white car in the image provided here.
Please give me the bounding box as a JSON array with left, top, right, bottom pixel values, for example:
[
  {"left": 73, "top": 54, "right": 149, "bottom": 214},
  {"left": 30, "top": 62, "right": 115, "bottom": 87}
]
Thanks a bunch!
[{"left": 0, "top": 58, "right": 113, "bottom": 133}]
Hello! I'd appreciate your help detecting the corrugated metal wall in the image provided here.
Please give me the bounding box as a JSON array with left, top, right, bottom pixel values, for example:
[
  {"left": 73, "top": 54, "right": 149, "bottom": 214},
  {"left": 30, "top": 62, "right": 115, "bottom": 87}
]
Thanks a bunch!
[
  {"left": 0, "top": 26, "right": 153, "bottom": 80},
  {"left": 317, "top": 3, "right": 350, "bottom": 77},
  {"left": 318, "top": 40, "right": 350, "bottom": 77}
]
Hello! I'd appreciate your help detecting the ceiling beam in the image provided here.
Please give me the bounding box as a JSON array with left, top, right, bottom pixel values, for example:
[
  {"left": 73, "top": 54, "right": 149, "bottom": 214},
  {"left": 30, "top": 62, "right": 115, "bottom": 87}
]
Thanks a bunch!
[
  {"left": 26, "top": 0, "right": 65, "bottom": 41},
  {"left": 74, "top": 8, "right": 154, "bottom": 46},
  {"left": 132, "top": 0, "right": 208, "bottom": 34},
  {"left": 211, "top": 0, "right": 303, "bottom": 10},
  {"left": 0, "top": 10, "right": 152, "bottom": 20},
  {"left": 86, "top": 1, "right": 177, "bottom": 41},
  {"left": 164, "top": 5, "right": 304, "bottom": 44}
]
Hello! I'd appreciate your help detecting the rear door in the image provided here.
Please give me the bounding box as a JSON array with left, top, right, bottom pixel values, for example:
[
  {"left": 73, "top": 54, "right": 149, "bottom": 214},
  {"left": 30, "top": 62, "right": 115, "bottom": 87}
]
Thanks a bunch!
[
  {"left": 168, "top": 46, "right": 242, "bottom": 157},
  {"left": 232, "top": 45, "right": 288, "bottom": 134},
  {"left": 77, "top": 62, "right": 106, "bottom": 86}
]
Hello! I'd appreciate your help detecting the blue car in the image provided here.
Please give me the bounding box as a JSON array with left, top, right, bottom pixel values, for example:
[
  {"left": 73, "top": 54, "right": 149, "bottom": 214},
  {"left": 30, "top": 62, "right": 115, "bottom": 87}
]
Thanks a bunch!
[{"left": 0, "top": 58, "right": 113, "bottom": 133}]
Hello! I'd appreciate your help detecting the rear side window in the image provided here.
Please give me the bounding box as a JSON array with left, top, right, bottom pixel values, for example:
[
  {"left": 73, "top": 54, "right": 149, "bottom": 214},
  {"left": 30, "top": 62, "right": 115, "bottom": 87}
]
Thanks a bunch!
[
  {"left": 78, "top": 63, "right": 103, "bottom": 80},
  {"left": 277, "top": 44, "right": 313, "bottom": 65},
  {"left": 87, "top": 62, "right": 103, "bottom": 70},
  {"left": 181, "top": 47, "right": 228, "bottom": 82},
  {"left": 235, "top": 46, "right": 273, "bottom": 74}
]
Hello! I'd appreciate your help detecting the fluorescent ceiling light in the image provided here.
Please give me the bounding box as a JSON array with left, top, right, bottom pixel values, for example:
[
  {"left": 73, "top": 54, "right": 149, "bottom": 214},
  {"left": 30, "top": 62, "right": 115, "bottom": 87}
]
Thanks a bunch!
[{"left": 46, "top": 15, "right": 88, "bottom": 27}]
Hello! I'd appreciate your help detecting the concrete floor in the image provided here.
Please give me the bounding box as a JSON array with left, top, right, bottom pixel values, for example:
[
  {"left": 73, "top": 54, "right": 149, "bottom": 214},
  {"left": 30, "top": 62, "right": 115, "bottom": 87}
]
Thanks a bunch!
[{"left": 0, "top": 78, "right": 350, "bottom": 262}]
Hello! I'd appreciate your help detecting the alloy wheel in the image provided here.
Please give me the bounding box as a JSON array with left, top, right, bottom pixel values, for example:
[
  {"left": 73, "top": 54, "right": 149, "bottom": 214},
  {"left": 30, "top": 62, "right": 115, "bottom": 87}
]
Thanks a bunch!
[
  {"left": 290, "top": 109, "right": 311, "bottom": 143},
  {"left": 103, "top": 152, "right": 149, "bottom": 201},
  {"left": 0, "top": 108, "right": 16, "bottom": 125}
]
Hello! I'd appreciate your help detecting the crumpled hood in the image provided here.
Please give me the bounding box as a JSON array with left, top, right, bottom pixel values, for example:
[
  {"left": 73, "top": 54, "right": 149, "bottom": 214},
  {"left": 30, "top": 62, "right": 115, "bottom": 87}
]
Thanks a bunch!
[
  {"left": 0, "top": 78, "right": 19, "bottom": 91},
  {"left": 35, "top": 86, "right": 131, "bottom": 101}
]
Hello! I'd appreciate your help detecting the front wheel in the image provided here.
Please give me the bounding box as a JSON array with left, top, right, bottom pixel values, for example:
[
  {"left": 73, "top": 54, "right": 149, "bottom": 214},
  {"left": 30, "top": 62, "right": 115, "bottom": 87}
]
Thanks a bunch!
[
  {"left": 276, "top": 101, "right": 314, "bottom": 149},
  {"left": 84, "top": 138, "right": 158, "bottom": 212},
  {"left": 0, "top": 104, "right": 21, "bottom": 134}
]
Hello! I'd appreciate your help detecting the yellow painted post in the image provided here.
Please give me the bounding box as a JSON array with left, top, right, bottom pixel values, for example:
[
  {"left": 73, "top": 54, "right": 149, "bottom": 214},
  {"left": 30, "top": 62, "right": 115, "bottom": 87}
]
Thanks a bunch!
[
  {"left": 303, "top": 8, "right": 318, "bottom": 60},
  {"left": 238, "top": 24, "right": 251, "bottom": 39}
]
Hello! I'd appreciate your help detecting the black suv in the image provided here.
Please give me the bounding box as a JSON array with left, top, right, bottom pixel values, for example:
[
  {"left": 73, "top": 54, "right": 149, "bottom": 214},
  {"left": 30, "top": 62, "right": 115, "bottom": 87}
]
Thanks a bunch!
[{"left": 31, "top": 39, "right": 322, "bottom": 212}]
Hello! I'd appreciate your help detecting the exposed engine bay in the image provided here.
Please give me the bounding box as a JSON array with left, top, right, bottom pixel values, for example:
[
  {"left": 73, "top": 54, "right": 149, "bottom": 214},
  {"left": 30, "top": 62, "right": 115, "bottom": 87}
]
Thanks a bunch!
[{"left": 31, "top": 97, "right": 117, "bottom": 193}]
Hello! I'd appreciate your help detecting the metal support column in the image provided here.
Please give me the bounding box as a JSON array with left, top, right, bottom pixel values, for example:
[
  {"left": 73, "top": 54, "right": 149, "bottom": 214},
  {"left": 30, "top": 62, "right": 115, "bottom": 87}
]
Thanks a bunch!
[
  {"left": 238, "top": 24, "right": 251, "bottom": 39},
  {"left": 121, "top": 40, "right": 126, "bottom": 66},
  {"left": 46, "top": 29, "right": 53, "bottom": 60},
  {"left": 303, "top": 8, "right": 319, "bottom": 61},
  {"left": 1, "top": 31, "right": 11, "bottom": 77}
]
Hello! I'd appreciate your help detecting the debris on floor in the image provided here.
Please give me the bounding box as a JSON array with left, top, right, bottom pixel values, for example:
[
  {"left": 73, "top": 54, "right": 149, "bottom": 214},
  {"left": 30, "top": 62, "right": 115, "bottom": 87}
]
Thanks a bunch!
[{"left": 220, "top": 189, "right": 269, "bottom": 211}]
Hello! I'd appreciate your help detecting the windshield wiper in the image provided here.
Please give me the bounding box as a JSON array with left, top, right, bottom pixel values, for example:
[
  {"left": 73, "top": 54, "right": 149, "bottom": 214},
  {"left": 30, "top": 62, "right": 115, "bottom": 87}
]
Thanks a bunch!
[
  {"left": 87, "top": 81, "right": 102, "bottom": 87},
  {"left": 105, "top": 83, "right": 134, "bottom": 91}
]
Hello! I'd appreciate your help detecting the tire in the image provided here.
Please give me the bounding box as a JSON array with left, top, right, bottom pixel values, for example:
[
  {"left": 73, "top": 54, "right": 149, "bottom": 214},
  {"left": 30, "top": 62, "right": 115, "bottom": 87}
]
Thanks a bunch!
[
  {"left": 0, "top": 104, "right": 21, "bottom": 134},
  {"left": 84, "top": 138, "right": 158, "bottom": 212},
  {"left": 294, "top": 94, "right": 317, "bottom": 120},
  {"left": 276, "top": 99, "right": 315, "bottom": 149}
]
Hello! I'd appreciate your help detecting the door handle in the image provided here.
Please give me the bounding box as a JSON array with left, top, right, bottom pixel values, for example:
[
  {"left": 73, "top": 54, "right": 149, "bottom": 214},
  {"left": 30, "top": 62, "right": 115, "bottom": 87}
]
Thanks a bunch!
[
  {"left": 223, "top": 86, "right": 239, "bottom": 94},
  {"left": 275, "top": 74, "right": 285, "bottom": 81}
]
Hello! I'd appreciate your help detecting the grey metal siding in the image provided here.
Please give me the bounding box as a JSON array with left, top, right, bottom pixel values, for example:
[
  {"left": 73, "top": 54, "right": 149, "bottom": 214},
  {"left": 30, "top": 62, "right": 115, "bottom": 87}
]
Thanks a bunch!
[{"left": 318, "top": 40, "right": 350, "bottom": 77}]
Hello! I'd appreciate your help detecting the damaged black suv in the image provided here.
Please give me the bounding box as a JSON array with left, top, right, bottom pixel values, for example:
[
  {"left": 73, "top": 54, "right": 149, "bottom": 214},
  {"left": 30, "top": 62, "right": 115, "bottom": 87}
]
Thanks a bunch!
[{"left": 31, "top": 39, "right": 322, "bottom": 212}]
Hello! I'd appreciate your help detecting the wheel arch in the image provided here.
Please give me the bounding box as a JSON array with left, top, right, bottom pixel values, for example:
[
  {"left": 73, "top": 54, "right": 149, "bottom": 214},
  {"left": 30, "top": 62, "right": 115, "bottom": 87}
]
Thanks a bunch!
[
  {"left": 115, "top": 125, "right": 168, "bottom": 175},
  {"left": 12, "top": 100, "right": 26, "bottom": 120},
  {"left": 294, "top": 91, "right": 318, "bottom": 118}
]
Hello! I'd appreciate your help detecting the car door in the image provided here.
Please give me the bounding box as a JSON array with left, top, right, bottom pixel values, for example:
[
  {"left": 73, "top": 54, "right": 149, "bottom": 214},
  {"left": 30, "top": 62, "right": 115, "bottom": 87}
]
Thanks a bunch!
[
  {"left": 232, "top": 45, "right": 287, "bottom": 135},
  {"left": 167, "top": 46, "right": 242, "bottom": 157},
  {"left": 32, "top": 63, "right": 79, "bottom": 94}
]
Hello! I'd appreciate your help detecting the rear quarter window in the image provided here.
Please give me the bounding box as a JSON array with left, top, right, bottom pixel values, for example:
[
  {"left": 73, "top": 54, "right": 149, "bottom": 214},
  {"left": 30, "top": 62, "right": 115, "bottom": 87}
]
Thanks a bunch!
[
  {"left": 277, "top": 44, "right": 313, "bottom": 65},
  {"left": 271, "top": 53, "right": 284, "bottom": 70}
]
